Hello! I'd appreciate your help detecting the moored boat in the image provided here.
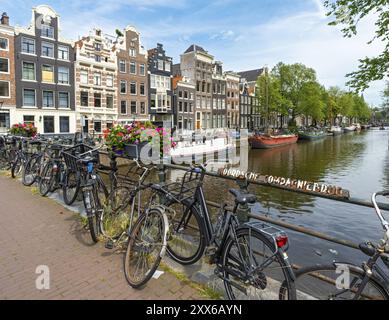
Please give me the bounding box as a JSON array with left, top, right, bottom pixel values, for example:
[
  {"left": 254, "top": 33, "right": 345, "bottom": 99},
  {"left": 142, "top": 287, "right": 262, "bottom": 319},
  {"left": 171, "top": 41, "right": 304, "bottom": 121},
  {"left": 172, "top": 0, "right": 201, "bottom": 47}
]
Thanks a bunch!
[
  {"left": 249, "top": 133, "right": 298, "bottom": 149},
  {"left": 343, "top": 125, "right": 356, "bottom": 133},
  {"left": 298, "top": 130, "right": 327, "bottom": 141},
  {"left": 329, "top": 126, "right": 342, "bottom": 136}
]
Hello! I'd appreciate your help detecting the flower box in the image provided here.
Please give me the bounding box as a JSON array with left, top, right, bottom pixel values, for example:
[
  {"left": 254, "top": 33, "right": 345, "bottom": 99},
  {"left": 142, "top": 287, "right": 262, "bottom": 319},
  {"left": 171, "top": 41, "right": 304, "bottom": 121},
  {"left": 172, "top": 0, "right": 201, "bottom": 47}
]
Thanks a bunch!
[{"left": 124, "top": 142, "right": 150, "bottom": 160}]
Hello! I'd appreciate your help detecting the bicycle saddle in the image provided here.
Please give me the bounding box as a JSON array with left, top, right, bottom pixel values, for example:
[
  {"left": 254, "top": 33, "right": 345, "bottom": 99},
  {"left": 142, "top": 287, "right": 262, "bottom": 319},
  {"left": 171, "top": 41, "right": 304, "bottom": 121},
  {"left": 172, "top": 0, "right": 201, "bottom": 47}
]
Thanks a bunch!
[
  {"left": 50, "top": 144, "right": 63, "bottom": 151},
  {"left": 229, "top": 189, "right": 257, "bottom": 205},
  {"left": 29, "top": 140, "right": 42, "bottom": 145},
  {"left": 77, "top": 156, "right": 98, "bottom": 164}
]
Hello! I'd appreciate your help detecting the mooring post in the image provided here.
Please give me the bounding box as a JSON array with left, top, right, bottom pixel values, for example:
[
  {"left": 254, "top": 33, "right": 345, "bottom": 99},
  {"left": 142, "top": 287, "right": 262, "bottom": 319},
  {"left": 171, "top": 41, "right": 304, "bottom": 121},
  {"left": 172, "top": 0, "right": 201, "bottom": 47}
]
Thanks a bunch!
[{"left": 236, "top": 178, "right": 250, "bottom": 224}]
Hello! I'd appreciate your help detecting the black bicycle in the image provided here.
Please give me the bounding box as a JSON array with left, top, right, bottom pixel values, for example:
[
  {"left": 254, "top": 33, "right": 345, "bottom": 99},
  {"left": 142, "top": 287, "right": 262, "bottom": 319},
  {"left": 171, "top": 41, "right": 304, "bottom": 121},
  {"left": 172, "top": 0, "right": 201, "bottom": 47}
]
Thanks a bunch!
[
  {"left": 124, "top": 164, "right": 296, "bottom": 300},
  {"left": 282, "top": 191, "right": 389, "bottom": 300}
]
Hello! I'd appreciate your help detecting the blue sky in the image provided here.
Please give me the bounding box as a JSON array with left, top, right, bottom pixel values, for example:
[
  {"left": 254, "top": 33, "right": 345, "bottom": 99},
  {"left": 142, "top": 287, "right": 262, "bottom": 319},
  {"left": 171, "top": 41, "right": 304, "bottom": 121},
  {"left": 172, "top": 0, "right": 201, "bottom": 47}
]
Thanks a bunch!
[{"left": 2, "top": 0, "right": 386, "bottom": 106}]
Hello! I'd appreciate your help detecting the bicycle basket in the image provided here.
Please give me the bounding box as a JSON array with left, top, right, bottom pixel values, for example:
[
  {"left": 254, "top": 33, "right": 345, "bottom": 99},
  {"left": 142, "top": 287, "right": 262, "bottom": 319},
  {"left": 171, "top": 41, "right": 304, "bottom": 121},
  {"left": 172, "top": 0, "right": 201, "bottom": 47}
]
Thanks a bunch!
[{"left": 62, "top": 144, "right": 100, "bottom": 172}]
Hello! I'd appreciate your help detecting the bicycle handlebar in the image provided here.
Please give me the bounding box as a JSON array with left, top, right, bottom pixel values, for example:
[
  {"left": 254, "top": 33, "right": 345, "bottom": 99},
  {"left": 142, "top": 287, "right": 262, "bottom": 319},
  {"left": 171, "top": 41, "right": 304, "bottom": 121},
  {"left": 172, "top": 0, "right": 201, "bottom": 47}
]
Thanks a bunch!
[{"left": 372, "top": 193, "right": 389, "bottom": 236}]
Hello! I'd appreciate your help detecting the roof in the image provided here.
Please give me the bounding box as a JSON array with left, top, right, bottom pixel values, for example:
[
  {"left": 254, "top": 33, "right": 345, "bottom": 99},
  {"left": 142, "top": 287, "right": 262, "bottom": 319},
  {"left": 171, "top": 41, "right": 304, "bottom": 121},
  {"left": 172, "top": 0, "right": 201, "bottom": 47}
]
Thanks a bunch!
[
  {"left": 237, "top": 69, "right": 264, "bottom": 82},
  {"left": 172, "top": 63, "right": 181, "bottom": 76},
  {"left": 184, "top": 44, "right": 207, "bottom": 54}
]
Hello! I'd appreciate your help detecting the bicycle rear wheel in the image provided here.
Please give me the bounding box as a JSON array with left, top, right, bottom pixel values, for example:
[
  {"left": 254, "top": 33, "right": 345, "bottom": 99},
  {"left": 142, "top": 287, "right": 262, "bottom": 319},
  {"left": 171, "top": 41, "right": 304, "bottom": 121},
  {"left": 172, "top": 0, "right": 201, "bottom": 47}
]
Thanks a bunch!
[
  {"left": 11, "top": 155, "right": 23, "bottom": 178},
  {"left": 22, "top": 155, "right": 40, "bottom": 186},
  {"left": 221, "top": 227, "right": 296, "bottom": 300},
  {"left": 166, "top": 200, "right": 205, "bottom": 265},
  {"left": 286, "top": 263, "right": 389, "bottom": 300},
  {"left": 124, "top": 208, "right": 166, "bottom": 288},
  {"left": 63, "top": 170, "right": 80, "bottom": 205},
  {"left": 83, "top": 187, "right": 101, "bottom": 243},
  {"left": 39, "top": 162, "right": 54, "bottom": 196}
]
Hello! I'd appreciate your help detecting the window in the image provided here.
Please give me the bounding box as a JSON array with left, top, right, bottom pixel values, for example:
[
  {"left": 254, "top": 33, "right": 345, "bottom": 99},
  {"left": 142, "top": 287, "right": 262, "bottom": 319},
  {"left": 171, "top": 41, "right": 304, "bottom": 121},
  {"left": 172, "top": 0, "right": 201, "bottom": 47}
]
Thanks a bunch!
[
  {"left": 120, "top": 80, "right": 127, "bottom": 94},
  {"left": 150, "top": 94, "right": 156, "bottom": 109},
  {"left": 178, "top": 101, "right": 183, "bottom": 112},
  {"left": 42, "top": 65, "right": 54, "bottom": 83},
  {"left": 139, "top": 64, "right": 145, "bottom": 76},
  {"left": 58, "top": 67, "right": 69, "bottom": 84},
  {"left": 140, "top": 83, "right": 145, "bottom": 96},
  {"left": 41, "top": 25, "right": 54, "bottom": 39},
  {"left": 150, "top": 75, "right": 156, "bottom": 88},
  {"left": 130, "top": 101, "right": 137, "bottom": 114},
  {"left": 0, "top": 38, "right": 8, "bottom": 50},
  {"left": 60, "top": 116, "right": 69, "bottom": 133},
  {"left": 158, "top": 60, "right": 164, "bottom": 70},
  {"left": 94, "top": 73, "right": 101, "bottom": 86},
  {"left": 81, "top": 91, "right": 88, "bottom": 107},
  {"left": 95, "top": 55, "right": 101, "bottom": 62},
  {"left": 80, "top": 70, "right": 88, "bottom": 84},
  {"left": 129, "top": 48, "right": 136, "bottom": 57},
  {"left": 23, "top": 115, "right": 34, "bottom": 126},
  {"left": 165, "top": 62, "right": 171, "bottom": 72},
  {"left": 0, "top": 58, "right": 8, "bottom": 73},
  {"left": 94, "top": 121, "right": 102, "bottom": 133},
  {"left": 106, "top": 95, "right": 113, "bottom": 108},
  {"left": 120, "top": 101, "right": 127, "bottom": 114},
  {"left": 0, "top": 81, "right": 9, "bottom": 97},
  {"left": 23, "top": 89, "right": 35, "bottom": 106},
  {"left": 119, "top": 60, "right": 126, "bottom": 73},
  {"left": 58, "top": 45, "right": 69, "bottom": 60},
  {"left": 43, "top": 116, "right": 54, "bottom": 133},
  {"left": 130, "top": 82, "right": 136, "bottom": 95},
  {"left": 22, "top": 62, "right": 35, "bottom": 80},
  {"left": 41, "top": 42, "right": 54, "bottom": 58},
  {"left": 42, "top": 91, "right": 54, "bottom": 108},
  {"left": 140, "top": 102, "right": 146, "bottom": 114},
  {"left": 58, "top": 92, "right": 69, "bottom": 108},
  {"left": 130, "top": 61, "right": 136, "bottom": 74},
  {"left": 94, "top": 42, "right": 102, "bottom": 51},
  {"left": 106, "top": 122, "right": 113, "bottom": 129},
  {"left": 94, "top": 93, "right": 101, "bottom": 107},
  {"left": 106, "top": 75, "right": 113, "bottom": 87},
  {"left": 184, "top": 91, "right": 188, "bottom": 99},
  {"left": 22, "top": 37, "right": 35, "bottom": 54}
]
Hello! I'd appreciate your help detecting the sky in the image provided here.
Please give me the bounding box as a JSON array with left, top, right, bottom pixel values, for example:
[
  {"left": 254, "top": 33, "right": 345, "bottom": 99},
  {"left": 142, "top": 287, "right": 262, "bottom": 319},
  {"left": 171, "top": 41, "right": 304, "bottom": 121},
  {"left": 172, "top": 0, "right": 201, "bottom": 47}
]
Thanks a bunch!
[{"left": 1, "top": 0, "right": 387, "bottom": 106}]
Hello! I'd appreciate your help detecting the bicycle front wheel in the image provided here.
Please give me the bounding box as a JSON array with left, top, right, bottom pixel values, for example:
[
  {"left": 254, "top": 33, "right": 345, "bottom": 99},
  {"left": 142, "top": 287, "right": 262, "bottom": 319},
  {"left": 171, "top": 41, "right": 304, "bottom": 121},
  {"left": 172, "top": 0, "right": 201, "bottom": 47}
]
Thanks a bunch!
[
  {"left": 63, "top": 170, "right": 80, "bottom": 205},
  {"left": 11, "top": 155, "right": 23, "bottom": 178},
  {"left": 22, "top": 155, "right": 40, "bottom": 186},
  {"left": 124, "top": 208, "right": 167, "bottom": 289},
  {"left": 221, "top": 227, "right": 296, "bottom": 300},
  {"left": 83, "top": 187, "right": 101, "bottom": 243},
  {"left": 39, "top": 162, "right": 54, "bottom": 196},
  {"left": 288, "top": 263, "right": 389, "bottom": 300}
]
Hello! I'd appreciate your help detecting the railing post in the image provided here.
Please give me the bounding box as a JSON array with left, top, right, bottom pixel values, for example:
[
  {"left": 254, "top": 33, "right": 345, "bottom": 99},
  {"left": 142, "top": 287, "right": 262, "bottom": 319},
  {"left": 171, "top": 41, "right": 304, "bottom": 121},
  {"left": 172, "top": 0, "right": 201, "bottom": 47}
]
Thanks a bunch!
[
  {"left": 157, "top": 163, "right": 166, "bottom": 186},
  {"left": 236, "top": 178, "right": 250, "bottom": 224}
]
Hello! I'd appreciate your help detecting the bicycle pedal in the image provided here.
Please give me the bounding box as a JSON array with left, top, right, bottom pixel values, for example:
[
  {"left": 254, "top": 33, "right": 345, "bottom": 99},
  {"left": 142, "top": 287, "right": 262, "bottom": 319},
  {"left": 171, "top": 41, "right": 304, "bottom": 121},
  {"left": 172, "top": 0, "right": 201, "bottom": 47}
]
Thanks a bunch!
[
  {"left": 205, "top": 246, "right": 217, "bottom": 256},
  {"left": 105, "top": 239, "right": 114, "bottom": 250}
]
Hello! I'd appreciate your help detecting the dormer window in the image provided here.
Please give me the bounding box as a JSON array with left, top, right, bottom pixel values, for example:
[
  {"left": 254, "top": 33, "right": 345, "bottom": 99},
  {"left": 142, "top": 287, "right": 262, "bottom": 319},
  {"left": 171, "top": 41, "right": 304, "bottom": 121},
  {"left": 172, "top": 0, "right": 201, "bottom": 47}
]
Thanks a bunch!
[
  {"left": 41, "top": 25, "right": 54, "bottom": 39},
  {"left": 94, "top": 42, "right": 102, "bottom": 51},
  {"left": 96, "top": 30, "right": 101, "bottom": 36}
]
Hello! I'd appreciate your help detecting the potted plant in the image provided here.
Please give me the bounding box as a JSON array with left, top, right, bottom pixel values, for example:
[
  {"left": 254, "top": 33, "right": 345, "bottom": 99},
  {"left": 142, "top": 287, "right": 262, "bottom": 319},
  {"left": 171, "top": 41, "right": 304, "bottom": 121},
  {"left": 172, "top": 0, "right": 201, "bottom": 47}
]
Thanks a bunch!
[
  {"left": 103, "top": 125, "right": 128, "bottom": 156},
  {"left": 123, "top": 121, "right": 155, "bottom": 159},
  {"left": 9, "top": 123, "right": 37, "bottom": 137}
]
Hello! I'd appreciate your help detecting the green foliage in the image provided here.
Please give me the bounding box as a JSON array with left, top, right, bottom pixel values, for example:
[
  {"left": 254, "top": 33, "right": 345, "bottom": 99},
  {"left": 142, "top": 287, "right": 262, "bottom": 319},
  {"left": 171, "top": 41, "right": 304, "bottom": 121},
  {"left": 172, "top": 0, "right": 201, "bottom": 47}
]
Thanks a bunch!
[
  {"left": 324, "top": 0, "right": 389, "bottom": 92},
  {"left": 115, "top": 29, "right": 124, "bottom": 38}
]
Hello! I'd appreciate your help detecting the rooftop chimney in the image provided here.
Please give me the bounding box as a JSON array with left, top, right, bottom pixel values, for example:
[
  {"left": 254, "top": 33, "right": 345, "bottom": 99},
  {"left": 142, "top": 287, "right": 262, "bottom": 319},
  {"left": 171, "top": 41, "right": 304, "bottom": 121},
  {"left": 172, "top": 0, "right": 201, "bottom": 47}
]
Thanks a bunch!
[{"left": 1, "top": 12, "right": 9, "bottom": 26}]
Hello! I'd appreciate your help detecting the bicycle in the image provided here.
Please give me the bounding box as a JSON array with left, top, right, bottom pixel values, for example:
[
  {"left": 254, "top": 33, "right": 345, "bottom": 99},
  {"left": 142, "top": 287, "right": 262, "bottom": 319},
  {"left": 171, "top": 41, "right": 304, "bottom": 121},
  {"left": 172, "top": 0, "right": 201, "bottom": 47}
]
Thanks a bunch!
[
  {"left": 22, "top": 139, "right": 49, "bottom": 186},
  {"left": 62, "top": 144, "right": 109, "bottom": 243},
  {"left": 123, "top": 164, "right": 296, "bottom": 300},
  {"left": 282, "top": 191, "right": 389, "bottom": 300},
  {"left": 11, "top": 137, "right": 33, "bottom": 179}
]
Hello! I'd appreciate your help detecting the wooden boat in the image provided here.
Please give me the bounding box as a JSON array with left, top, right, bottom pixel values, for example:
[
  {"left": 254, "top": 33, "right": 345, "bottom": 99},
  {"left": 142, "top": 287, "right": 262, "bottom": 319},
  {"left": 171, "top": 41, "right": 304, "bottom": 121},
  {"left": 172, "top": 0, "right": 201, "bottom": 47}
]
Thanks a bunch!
[
  {"left": 298, "top": 130, "right": 327, "bottom": 141},
  {"left": 249, "top": 133, "right": 298, "bottom": 149},
  {"left": 343, "top": 125, "right": 356, "bottom": 133},
  {"left": 329, "top": 126, "right": 342, "bottom": 136}
]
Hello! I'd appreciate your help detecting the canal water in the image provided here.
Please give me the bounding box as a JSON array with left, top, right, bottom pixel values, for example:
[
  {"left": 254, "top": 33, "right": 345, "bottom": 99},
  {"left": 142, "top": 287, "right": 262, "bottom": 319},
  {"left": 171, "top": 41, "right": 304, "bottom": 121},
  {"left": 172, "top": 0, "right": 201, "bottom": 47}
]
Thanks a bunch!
[{"left": 201, "top": 129, "right": 389, "bottom": 268}]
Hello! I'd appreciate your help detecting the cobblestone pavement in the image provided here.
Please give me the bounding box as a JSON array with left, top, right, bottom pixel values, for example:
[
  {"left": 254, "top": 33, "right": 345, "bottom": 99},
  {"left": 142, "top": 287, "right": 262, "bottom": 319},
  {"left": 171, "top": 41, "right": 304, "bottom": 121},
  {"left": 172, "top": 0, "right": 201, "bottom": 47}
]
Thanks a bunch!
[{"left": 0, "top": 175, "right": 204, "bottom": 300}]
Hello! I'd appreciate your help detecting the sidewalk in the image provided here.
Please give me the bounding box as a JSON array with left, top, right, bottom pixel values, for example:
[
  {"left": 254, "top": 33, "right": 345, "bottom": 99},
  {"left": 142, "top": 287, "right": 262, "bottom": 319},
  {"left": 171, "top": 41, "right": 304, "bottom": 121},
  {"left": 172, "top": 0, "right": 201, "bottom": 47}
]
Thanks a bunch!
[{"left": 0, "top": 175, "right": 203, "bottom": 300}]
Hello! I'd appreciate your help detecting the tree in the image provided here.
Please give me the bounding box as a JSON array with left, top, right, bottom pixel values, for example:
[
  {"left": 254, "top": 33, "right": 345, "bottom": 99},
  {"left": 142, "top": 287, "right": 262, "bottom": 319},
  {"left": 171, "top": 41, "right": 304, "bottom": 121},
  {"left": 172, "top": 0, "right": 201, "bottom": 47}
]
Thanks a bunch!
[
  {"left": 338, "top": 92, "right": 355, "bottom": 123},
  {"left": 299, "top": 82, "right": 325, "bottom": 124},
  {"left": 382, "top": 81, "right": 389, "bottom": 108},
  {"left": 271, "top": 62, "right": 317, "bottom": 123},
  {"left": 323, "top": 86, "right": 342, "bottom": 124},
  {"left": 352, "top": 94, "right": 371, "bottom": 122},
  {"left": 324, "top": 0, "right": 389, "bottom": 92}
]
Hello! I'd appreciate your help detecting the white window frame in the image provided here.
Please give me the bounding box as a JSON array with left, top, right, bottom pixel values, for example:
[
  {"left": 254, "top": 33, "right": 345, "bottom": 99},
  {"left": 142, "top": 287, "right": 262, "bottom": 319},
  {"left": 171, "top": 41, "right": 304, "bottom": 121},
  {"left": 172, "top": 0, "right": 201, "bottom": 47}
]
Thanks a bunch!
[
  {"left": 42, "top": 90, "right": 55, "bottom": 108},
  {"left": 94, "top": 72, "right": 101, "bottom": 86},
  {"left": 58, "top": 66, "right": 69, "bottom": 85},
  {"left": 41, "top": 64, "right": 55, "bottom": 84},
  {"left": 120, "top": 80, "right": 127, "bottom": 94},
  {"left": 0, "top": 37, "right": 9, "bottom": 51},
  {"left": 59, "top": 116, "right": 70, "bottom": 133},
  {"left": 129, "top": 48, "right": 136, "bottom": 57},
  {"left": 139, "top": 63, "right": 145, "bottom": 76},
  {"left": 130, "top": 81, "right": 137, "bottom": 95},
  {"left": 58, "top": 45, "right": 69, "bottom": 61},
  {"left": 22, "top": 61, "right": 36, "bottom": 81},
  {"left": 120, "top": 101, "right": 127, "bottom": 115},
  {"left": 119, "top": 60, "right": 126, "bottom": 73},
  {"left": 140, "top": 82, "right": 145, "bottom": 96},
  {"left": 130, "top": 61, "right": 136, "bottom": 75},
  {"left": 41, "top": 25, "right": 54, "bottom": 39},
  {"left": 58, "top": 92, "right": 70, "bottom": 109},
  {"left": 21, "top": 37, "right": 35, "bottom": 55},
  {"left": 106, "top": 74, "right": 113, "bottom": 87},
  {"left": 106, "top": 95, "right": 114, "bottom": 109},
  {"left": 0, "top": 57, "right": 9, "bottom": 74},
  {"left": 0, "top": 80, "right": 10, "bottom": 98},
  {"left": 41, "top": 41, "right": 54, "bottom": 58},
  {"left": 80, "top": 70, "right": 88, "bottom": 84},
  {"left": 23, "top": 88, "right": 36, "bottom": 107}
]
